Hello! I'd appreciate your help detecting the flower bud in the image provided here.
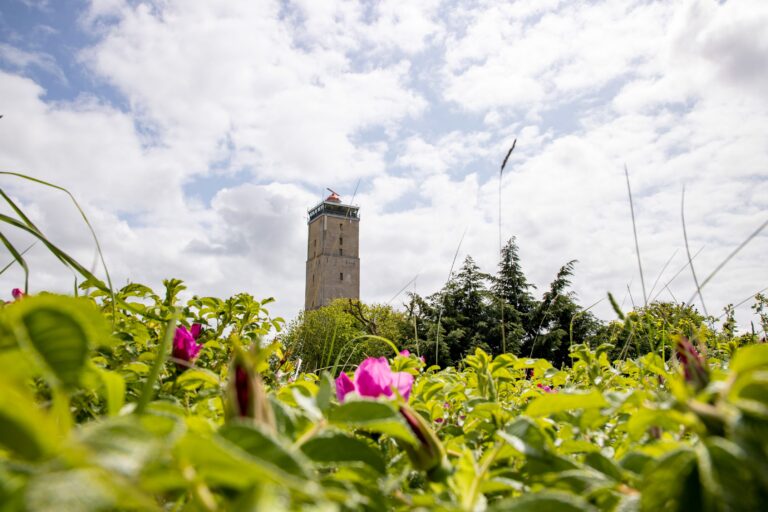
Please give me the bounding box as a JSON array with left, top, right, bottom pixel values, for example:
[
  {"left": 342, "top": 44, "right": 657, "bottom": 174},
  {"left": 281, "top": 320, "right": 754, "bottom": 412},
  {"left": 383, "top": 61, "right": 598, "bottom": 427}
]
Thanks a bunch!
[
  {"left": 225, "top": 351, "right": 275, "bottom": 432},
  {"left": 675, "top": 336, "right": 709, "bottom": 392},
  {"left": 398, "top": 404, "right": 451, "bottom": 482}
]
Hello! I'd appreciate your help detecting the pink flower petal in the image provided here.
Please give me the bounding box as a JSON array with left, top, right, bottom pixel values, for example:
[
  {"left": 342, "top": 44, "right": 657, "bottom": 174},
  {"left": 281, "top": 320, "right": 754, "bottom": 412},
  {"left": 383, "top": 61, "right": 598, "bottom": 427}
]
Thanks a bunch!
[
  {"left": 335, "top": 372, "right": 355, "bottom": 403},
  {"left": 399, "top": 350, "right": 410, "bottom": 357},
  {"left": 11, "top": 288, "right": 24, "bottom": 300},
  {"left": 391, "top": 371, "right": 414, "bottom": 401},
  {"left": 355, "top": 357, "right": 394, "bottom": 398},
  {"left": 190, "top": 323, "right": 203, "bottom": 339},
  {"left": 172, "top": 326, "right": 201, "bottom": 362}
]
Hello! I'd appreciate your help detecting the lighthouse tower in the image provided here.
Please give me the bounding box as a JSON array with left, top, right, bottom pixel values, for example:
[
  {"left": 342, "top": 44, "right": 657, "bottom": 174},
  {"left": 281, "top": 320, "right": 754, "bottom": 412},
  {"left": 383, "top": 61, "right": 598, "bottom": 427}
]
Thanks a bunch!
[{"left": 304, "top": 190, "right": 360, "bottom": 310}]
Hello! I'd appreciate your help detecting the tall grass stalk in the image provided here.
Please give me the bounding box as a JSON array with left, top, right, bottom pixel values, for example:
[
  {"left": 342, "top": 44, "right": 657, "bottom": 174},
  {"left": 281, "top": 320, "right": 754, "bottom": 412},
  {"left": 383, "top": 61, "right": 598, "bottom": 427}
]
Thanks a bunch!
[
  {"left": 624, "top": 165, "right": 647, "bottom": 307},
  {"left": 569, "top": 297, "right": 604, "bottom": 348},
  {"left": 686, "top": 216, "right": 768, "bottom": 305},
  {"left": 627, "top": 284, "right": 637, "bottom": 310},
  {"left": 0, "top": 232, "right": 30, "bottom": 294},
  {"left": 717, "top": 285, "right": 768, "bottom": 320},
  {"left": 498, "top": 139, "right": 516, "bottom": 355},
  {"left": 651, "top": 246, "right": 704, "bottom": 302},
  {"left": 0, "top": 172, "right": 115, "bottom": 312},
  {"left": 681, "top": 186, "right": 708, "bottom": 317},
  {"left": 646, "top": 249, "right": 678, "bottom": 300},
  {"left": 0, "top": 241, "right": 35, "bottom": 277},
  {"left": 387, "top": 274, "right": 418, "bottom": 305},
  {"left": 435, "top": 227, "right": 467, "bottom": 366}
]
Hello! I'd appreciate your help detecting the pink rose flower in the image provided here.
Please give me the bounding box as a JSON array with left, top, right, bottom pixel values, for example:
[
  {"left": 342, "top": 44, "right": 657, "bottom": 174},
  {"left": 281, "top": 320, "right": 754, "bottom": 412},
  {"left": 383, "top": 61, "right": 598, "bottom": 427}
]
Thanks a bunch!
[
  {"left": 537, "top": 383, "right": 555, "bottom": 393},
  {"left": 335, "top": 356, "right": 414, "bottom": 403},
  {"left": 675, "top": 336, "right": 709, "bottom": 391},
  {"left": 172, "top": 324, "right": 204, "bottom": 363},
  {"left": 11, "top": 288, "right": 24, "bottom": 300}
]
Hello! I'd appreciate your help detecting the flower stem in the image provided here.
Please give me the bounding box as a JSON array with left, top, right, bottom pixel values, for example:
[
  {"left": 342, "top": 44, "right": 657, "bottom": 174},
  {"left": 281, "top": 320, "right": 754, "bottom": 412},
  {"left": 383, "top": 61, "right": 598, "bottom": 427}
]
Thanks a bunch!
[{"left": 136, "top": 311, "right": 178, "bottom": 414}]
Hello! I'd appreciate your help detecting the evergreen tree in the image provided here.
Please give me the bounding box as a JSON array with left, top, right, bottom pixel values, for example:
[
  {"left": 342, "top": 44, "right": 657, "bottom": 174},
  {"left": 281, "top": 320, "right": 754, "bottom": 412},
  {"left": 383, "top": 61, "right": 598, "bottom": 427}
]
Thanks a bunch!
[
  {"left": 402, "top": 243, "right": 606, "bottom": 367},
  {"left": 494, "top": 238, "right": 535, "bottom": 313},
  {"left": 524, "top": 260, "right": 576, "bottom": 364},
  {"left": 428, "top": 256, "right": 492, "bottom": 366},
  {"left": 492, "top": 237, "right": 536, "bottom": 354}
]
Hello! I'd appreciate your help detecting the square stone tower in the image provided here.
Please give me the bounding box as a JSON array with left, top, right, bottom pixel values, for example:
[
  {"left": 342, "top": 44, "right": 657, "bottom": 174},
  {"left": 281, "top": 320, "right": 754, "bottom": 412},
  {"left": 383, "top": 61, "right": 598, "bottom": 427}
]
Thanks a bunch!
[{"left": 305, "top": 191, "right": 360, "bottom": 310}]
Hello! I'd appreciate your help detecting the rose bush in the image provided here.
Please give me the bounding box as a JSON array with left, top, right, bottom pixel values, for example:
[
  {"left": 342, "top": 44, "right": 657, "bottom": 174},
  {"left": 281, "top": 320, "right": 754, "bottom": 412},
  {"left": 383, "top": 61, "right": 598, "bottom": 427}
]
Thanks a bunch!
[{"left": 0, "top": 286, "right": 767, "bottom": 511}]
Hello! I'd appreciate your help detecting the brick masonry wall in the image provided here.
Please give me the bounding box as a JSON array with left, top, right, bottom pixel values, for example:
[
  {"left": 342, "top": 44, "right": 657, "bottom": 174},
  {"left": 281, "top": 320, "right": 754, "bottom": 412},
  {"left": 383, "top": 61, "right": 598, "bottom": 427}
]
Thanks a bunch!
[{"left": 305, "top": 212, "right": 360, "bottom": 310}]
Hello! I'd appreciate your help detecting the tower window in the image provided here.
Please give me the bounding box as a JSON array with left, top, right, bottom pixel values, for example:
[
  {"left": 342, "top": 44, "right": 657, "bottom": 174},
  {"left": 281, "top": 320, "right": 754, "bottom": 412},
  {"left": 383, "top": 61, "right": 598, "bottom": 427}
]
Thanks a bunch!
[
  {"left": 339, "top": 248, "right": 343, "bottom": 255},
  {"left": 339, "top": 237, "right": 343, "bottom": 245},
  {"left": 340, "top": 223, "right": 343, "bottom": 230},
  {"left": 339, "top": 272, "right": 343, "bottom": 281}
]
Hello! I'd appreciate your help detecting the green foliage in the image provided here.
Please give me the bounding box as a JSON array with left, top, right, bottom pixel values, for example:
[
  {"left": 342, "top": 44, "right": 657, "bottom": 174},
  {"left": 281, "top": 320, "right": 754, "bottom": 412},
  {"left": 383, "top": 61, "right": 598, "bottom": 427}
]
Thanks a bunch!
[
  {"left": 2, "top": 286, "right": 768, "bottom": 511},
  {"left": 595, "top": 302, "right": 711, "bottom": 361},
  {"left": 282, "top": 299, "right": 409, "bottom": 373},
  {"left": 408, "top": 240, "right": 601, "bottom": 368}
]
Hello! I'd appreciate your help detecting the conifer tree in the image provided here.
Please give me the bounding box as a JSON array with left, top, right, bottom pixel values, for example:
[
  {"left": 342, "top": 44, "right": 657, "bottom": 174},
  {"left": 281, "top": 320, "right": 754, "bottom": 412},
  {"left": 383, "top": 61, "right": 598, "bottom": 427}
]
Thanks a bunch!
[{"left": 492, "top": 237, "right": 536, "bottom": 354}]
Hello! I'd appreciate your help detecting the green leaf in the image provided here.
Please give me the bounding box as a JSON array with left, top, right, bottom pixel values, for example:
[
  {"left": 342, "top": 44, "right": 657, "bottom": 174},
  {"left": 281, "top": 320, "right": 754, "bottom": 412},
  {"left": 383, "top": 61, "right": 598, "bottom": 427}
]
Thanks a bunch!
[
  {"left": 77, "top": 417, "right": 161, "bottom": 478},
  {"left": 0, "top": 378, "right": 56, "bottom": 460},
  {"left": 328, "top": 400, "right": 417, "bottom": 444},
  {"left": 704, "top": 437, "right": 761, "bottom": 512},
  {"left": 218, "top": 422, "right": 309, "bottom": 479},
  {"left": 640, "top": 448, "right": 700, "bottom": 512},
  {"left": 499, "top": 418, "right": 578, "bottom": 474},
  {"left": 489, "top": 491, "right": 598, "bottom": 512},
  {"left": 583, "top": 452, "right": 625, "bottom": 482},
  {"left": 122, "top": 362, "right": 150, "bottom": 375},
  {"left": 24, "top": 469, "right": 118, "bottom": 512},
  {"left": 625, "top": 409, "right": 697, "bottom": 441},
  {"left": 619, "top": 451, "right": 654, "bottom": 475},
  {"left": 8, "top": 295, "right": 108, "bottom": 389},
  {"left": 316, "top": 372, "right": 333, "bottom": 412},
  {"left": 541, "top": 469, "right": 613, "bottom": 495},
  {"left": 301, "top": 431, "right": 386, "bottom": 474},
  {"left": 175, "top": 368, "right": 220, "bottom": 390},
  {"left": 730, "top": 344, "right": 768, "bottom": 374},
  {"left": 498, "top": 418, "right": 550, "bottom": 458},
  {"left": 177, "top": 430, "right": 311, "bottom": 492},
  {"left": 95, "top": 368, "right": 125, "bottom": 417},
  {"left": 525, "top": 390, "right": 608, "bottom": 417}
]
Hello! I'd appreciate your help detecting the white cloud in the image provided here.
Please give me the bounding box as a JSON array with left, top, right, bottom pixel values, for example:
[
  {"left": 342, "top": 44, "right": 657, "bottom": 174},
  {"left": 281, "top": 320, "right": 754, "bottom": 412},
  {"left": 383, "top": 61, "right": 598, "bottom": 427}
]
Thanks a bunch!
[
  {"left": 1, "top": 0, "right": 766, "bottom": 332},
  {"left": 0, "top": 43, "right": 66, "bottom": 83},
  {"left": 81, "top": 0, "right": 426, "bottom": 186},
  {"left": 396, "top": 130, "right": 493, "bottom": 176},
  {"left": 442, "top": 0, "right": 670, "bottom": 113}
]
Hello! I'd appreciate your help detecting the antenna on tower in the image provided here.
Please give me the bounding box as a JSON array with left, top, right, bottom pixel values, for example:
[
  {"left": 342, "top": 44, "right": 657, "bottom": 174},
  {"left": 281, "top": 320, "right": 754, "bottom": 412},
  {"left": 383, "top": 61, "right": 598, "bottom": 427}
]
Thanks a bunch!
[
  {"left": 326, "top": 187, "right": 339, "bottom": 196},
  {"left": 349, "top": 179, "right": 360, "bottom": 206}
]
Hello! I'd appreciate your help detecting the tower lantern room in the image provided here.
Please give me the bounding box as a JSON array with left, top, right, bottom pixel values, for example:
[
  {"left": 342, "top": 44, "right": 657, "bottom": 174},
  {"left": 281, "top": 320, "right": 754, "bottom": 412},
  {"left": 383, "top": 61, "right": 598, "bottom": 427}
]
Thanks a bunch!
[{"left": 304, "top": 190, "right": 360, "bottom": 310}]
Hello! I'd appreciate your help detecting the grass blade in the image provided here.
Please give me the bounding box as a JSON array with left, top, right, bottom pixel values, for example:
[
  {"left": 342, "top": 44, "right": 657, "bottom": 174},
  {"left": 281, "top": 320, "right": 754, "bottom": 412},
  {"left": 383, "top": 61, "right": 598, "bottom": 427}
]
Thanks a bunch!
[
  {"left": 435, "top": 227, "right": 467, "bottom": 366},
  {"left": 646, "top": 249, "right": 678, "bottom": 300},
  {"left": 499, "top": 139, "right": 517, "bottom": 355},
  {"left": 681, "top": 186, "right": 708, "bottom": 316},
  {"left": 687, "top": 217, "right": 768, "bottom": 304},
  {"left": 0, "top": 172, "right": 115, "bottom": 313},
  {"left": 624, "top": 165, "right": 647, "bottom": 307},
  {"left": 0, "top": 240, "right": 34, "bottom": 276},
  {"left": 651, "top": 246, "right": 704, "bottom": 302},
  {"left": 0, "top": 213, "right": 109, "bottom": 294},
  {"left": 716, "top": 285, "right": 768, "bottom": 320},
  {"left": 0, "top": 231, "right": 29, "bottom": 293}
]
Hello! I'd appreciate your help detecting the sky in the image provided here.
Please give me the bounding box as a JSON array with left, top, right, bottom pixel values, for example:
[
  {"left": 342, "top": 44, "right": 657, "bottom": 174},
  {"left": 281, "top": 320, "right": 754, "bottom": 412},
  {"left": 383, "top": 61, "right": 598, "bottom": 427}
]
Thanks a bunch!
[{"left": 0, "top": 0, "right": 767, "bottom": 331}]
